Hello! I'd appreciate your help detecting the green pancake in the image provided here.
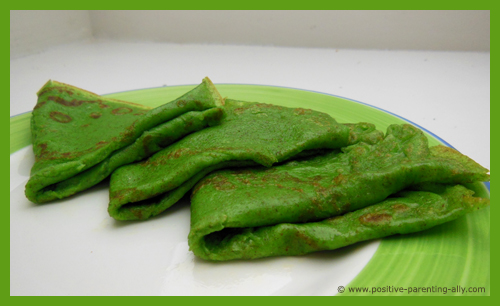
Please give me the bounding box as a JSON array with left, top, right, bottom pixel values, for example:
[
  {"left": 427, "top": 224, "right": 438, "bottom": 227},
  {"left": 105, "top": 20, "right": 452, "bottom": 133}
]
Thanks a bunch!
[
  {"left": 190, "top": 184, "right": 489, "bottom": 261},
  {"left": 26, "top": 78, "right": 224, "bottom": 203},
  {"left": 108, "top": 99, "right": 383, "bottom": 220},
  {"left": 188, "top": 124, "right": 490, "bottom": 260}
]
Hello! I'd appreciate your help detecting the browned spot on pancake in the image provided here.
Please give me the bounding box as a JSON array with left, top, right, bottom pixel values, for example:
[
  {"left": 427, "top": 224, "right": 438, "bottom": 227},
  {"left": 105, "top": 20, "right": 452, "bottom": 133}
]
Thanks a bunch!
[
  {"left": 192, "top": 176, "right": 236, "bottom": 195},
  {"left": 112, "top": 107, "right": 133, "bottom": 115},
  {"left": 255, "top": 103, "right": 282, "bottom": 110},
  {"left": 90, "top": 112, "right": 101, "bottom": 119},
  {"left": 35, "top": 138, "right": 109, "bottom": 161},
  {"left": 48, "top": 96, "right": 84, "bottom": 107},
  {"left": 213, "top": 180, "right": 235, "bottom": 191},
  {"left": 34, "top": 101, "right": 46, "bottom": 110},
  {"left": 35, "top": 143, "right": 59, "bottom": 161},
  {"left": 233, "top": 107, "right": 248, "bottom": 115},
  {"left": 167, "top": 148, "right": 191, "bottom": 159},
  {"left": 404, "top": 144, "right": 414, "bottom": 155},
  {"left": 35, "top": 143, "right": 49, "bottom": 161},
  {"left": 333, "top": 173, "right": 346, "bottom": 185},
  {"left": 192, "top": 100, "right": 204, "bottom": 109},
  {"left": 94, "top": 99, "right": 110, "bottom": 109},
  {"left": 295, "top": 230, "right": 319, "bottom": 248},
  {"left": 42, "top": 90, "right": 114, "bottom": 109},
  {"left": 191, "top": 181, "right": 207, "bottom": 196},
  {"left": 57, "top": 88, "right": 74, "bottom": 95},
  {"left": 110, "top": 187, "right": 138, "bottom": 202},
  {"left": 120, "top": 124, "right": 137, "bottom": 142},
  {"left": 391, "top": 204, "right": 409, "bottom": 212},
  {"left": 49, "top": 111, "right": 72, "bottom": 123},
  {"left": 294, "top": 108, "right": 312, "bottom": 115},
  {"left": 235, "top": 178, "right": 251, "bottom": 185},
  {"left": 177, "top": 100, "right": 188, "bottom": 107},
  {"left": 38, "top": 86, "right": 75, "bottom": 97},
  {"left": 359, "top": 213, "right": 392, "bottom": 225}
]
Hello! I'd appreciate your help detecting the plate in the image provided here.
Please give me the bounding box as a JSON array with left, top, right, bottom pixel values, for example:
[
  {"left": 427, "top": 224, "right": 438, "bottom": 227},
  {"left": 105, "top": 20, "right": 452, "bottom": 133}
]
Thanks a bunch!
[{"left": 10, "top": 84, "right": 490, "bottom": 296}]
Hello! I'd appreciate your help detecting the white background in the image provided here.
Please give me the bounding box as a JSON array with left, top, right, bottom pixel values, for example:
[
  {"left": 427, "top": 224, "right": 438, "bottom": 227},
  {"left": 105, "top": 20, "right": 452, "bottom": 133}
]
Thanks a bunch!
[{"left": 11, "top": 10, "right": 490, "bottom": 59}]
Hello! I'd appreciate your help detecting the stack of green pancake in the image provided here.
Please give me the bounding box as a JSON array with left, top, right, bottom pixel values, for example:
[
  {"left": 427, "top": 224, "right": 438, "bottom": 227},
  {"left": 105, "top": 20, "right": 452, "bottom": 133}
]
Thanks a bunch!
[
  {"left": 26, "top": 77, "right": 225, "bottom": 203},
  {"left": 25, "top": 78, "right": 490, "bottom": 261}
]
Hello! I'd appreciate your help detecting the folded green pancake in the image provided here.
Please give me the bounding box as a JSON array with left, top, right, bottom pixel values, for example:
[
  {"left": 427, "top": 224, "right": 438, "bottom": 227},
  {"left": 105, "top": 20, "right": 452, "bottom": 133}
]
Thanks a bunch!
[
  {"left": 26, "top": 78, "right": 225, "bottom": 203},
  {"left": 188, "top": 124, "right": 490, "bottom": 260},
  {"left": 108, "top": 99, "right": 383, "bottom": 220},
  {"left": 190, "top": 184, "right": 489, "bottom": 261}
]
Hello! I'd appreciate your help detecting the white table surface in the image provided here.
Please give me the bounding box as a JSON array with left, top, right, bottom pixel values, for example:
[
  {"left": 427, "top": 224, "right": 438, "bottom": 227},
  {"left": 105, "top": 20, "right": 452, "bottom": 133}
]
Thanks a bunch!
[{"left": 10, "top": 40, "right": 490, "bottom": 170}]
